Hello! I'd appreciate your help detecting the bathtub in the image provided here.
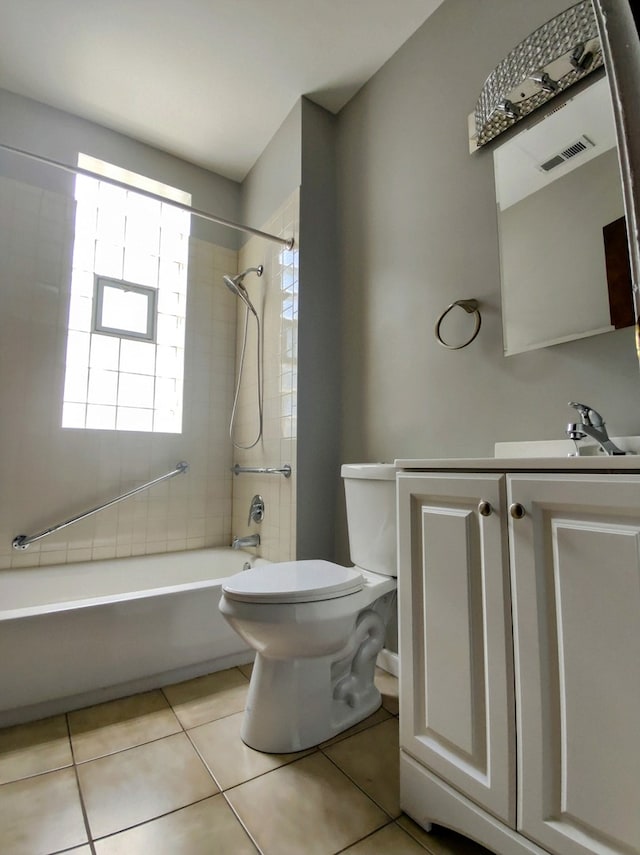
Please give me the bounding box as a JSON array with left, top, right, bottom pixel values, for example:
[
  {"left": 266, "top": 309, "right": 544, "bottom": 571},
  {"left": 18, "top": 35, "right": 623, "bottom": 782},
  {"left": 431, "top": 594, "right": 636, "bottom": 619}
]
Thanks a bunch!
[{"left": 0, "top": 547, "right": 266, "bottom": 726}]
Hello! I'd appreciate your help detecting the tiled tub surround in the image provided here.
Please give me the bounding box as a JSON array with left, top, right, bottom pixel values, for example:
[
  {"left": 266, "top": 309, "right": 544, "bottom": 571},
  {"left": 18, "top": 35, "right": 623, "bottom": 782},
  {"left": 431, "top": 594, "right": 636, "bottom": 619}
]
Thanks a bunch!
[
  {"left": 0, "top": 174, "right": 240, "bottom": 570},
  {"left": 0, "top": 547, "right": 267, "bottom": 727},
  {"left": 231, "top": 190, "right": 299, "bottom": 562},
  {"left": 0, "top": 665, "right": 492, "bottom": 855}
]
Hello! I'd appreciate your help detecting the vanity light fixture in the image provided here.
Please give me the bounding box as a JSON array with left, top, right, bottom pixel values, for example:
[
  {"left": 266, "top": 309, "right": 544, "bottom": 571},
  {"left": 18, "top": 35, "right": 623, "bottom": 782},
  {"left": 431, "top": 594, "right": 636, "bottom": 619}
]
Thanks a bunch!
[
  {"left": 570, "top": 42, "right": 595, "bottom": 71},
  {"left": 529, "top": 72, "right": 559, "bottom": 94},
  {"left": 470, "top": 0, "right": 603, "bottom": 149},
  {"left": 497, "top": 100, "right": 520, "bottom": 120}
]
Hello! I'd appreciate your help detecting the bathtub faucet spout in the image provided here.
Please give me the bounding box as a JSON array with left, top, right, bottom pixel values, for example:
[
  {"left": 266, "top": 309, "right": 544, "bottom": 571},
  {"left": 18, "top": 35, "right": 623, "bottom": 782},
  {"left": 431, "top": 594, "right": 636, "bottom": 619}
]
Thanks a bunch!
[{"left": 232, "top": 534, "right": 260, "bottom": 549}]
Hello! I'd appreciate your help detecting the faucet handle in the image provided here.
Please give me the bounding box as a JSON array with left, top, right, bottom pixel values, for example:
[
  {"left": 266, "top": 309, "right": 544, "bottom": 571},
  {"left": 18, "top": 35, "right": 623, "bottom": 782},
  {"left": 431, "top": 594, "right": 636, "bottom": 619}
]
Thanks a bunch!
[
  {"left": 248, "top": 494, "right": 265, "bottom": 525},
  {"left": 568, "top": 401, "right": 604, "bottom": 427}
]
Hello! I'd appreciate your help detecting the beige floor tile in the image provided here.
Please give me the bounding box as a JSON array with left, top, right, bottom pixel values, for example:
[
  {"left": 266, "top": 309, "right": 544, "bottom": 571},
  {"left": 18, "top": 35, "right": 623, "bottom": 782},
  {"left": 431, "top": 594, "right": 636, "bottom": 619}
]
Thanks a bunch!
[
  {"left": 59, "top": 848, "right": 92, "bottom": 854},
  {"left": 342, "top": 821, "right": 430, "bottom": 853},
  {"left": 68, "top": 690, "right": 182, "bottom": 762},
  {"left": 188, "top": 710, "right": 313, "bottom": 790},
  {"left": 396, "top": 814, "right": 434, "bottom": 848},
  {"left": 77, "top": 732, "right": 218, "bottom": 839},
  {"left": 320, "top": 706, "right": 391, "bottom": 748},
  {"left": 0, "top": 767, "right": 88, "bottom": 855},
  {"left": 323, "top": 717, "right": 400, "bottom": 817},
  {"left": 226, "top": 751, "right": 387, "bottom": 855},
  {"left": 163, "top": 667, "right": 249, "bottom": 729},
  {"left": 396, "top": 815, "right": 495, "bottom": 854},
  {"left": 0, "top": 714, "right": 72, "bottom": 784},
  {"left": 375, "top": 667, "right": 399, "bottom": 715},
  {"left": 93, "top": 794, "right": 257, "bottom": 854}
]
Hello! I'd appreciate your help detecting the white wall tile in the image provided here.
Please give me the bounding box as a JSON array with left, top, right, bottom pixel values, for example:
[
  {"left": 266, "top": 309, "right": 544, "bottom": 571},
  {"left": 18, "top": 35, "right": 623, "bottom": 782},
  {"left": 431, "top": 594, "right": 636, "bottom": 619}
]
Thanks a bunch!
[
  {"left": 231, "top": 189, "right": 299, "bottom": 561},
  {"left": 1, "top": 175, "right": 299, "bottom": 572},
  {"left": 0, "top": 175, "right": 238, "bottom": 568}
]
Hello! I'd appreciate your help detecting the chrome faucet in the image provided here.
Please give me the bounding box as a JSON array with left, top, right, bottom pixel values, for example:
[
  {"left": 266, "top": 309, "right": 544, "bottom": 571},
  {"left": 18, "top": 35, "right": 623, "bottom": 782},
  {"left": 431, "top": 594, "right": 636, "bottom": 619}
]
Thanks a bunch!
[
  {"left": 232, "top": 533, "right": 260, "bottom": 549},
  {"left": 566, "top": 402, "right": 626, "bottom": 456}
]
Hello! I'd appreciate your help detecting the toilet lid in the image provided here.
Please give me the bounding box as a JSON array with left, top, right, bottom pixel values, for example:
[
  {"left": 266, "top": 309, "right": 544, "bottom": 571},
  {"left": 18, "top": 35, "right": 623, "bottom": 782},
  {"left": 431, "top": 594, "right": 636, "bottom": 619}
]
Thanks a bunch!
[{"left": 222, "top": 560, "right": 363, "bottom": 604}]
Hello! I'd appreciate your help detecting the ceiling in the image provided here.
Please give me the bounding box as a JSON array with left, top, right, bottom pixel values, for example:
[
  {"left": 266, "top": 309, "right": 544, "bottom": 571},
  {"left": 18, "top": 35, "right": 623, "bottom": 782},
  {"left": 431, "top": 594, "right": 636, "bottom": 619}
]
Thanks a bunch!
[{"left": 0, "top": 0, "right": 445, "bottom": 182}]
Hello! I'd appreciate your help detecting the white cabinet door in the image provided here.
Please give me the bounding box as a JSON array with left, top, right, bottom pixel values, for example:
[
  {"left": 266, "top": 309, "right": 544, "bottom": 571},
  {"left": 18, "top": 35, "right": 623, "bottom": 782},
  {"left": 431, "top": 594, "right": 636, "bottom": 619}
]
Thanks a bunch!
[
  {"left": 508, "top": 474, "right": 640, "bottom": 855},
  {"left": 398, "top": 473, "right": 515, "bottom": 826}
]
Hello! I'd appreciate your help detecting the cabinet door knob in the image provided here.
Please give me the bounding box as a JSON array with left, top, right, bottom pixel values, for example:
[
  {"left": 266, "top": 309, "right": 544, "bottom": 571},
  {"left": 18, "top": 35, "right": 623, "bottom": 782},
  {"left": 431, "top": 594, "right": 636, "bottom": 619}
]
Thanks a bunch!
[
  {"left": 509, "top": 502, "right": 526, "bottom": 519},
  {"left": 478, "top": 501, "right": 492, "bottom": 517}
]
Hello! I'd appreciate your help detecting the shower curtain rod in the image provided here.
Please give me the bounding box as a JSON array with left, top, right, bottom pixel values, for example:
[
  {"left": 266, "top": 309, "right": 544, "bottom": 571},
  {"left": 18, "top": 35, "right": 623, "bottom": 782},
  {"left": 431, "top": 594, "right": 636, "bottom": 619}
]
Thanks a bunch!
[{"left": 0, "top": 142, "right": 295, "bottom": 250}]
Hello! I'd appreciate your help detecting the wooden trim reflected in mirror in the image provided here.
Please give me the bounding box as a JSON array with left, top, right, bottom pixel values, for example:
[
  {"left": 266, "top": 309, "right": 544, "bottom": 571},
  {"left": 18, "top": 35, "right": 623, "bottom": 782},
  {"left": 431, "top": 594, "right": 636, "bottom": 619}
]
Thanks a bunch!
[{"left": 603, "top": 216, "right": 634, "bottom": 329}]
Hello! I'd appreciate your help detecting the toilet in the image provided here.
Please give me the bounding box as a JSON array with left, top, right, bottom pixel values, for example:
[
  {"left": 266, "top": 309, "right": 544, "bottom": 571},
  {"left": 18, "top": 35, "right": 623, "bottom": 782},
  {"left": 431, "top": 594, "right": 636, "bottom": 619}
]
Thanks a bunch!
[{"left": 219, "top": 463, "right": 398, "bottom": 753}]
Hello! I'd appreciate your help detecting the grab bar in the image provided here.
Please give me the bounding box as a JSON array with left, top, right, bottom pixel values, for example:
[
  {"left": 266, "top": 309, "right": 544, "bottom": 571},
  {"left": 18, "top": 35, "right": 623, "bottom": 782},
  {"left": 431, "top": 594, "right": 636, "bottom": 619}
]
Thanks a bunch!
[
  {"left": 232, "top": 464, "right": 292, "bottom": 478},
  {"left": 12, "top": 461, "right": 189, "bottom": 550}
]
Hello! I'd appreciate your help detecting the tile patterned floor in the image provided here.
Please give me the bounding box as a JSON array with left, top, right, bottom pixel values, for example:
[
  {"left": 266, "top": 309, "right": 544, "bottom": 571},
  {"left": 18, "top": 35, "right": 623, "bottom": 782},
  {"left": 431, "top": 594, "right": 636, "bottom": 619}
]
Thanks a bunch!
[{"left": 0, "top": 665, "right": 493, "bottom": 855}]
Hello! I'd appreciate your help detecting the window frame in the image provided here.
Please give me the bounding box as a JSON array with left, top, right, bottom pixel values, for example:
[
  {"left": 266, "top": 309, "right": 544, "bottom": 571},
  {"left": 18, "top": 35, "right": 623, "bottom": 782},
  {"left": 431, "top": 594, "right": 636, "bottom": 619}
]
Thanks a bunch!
[{"left": 92, "top": 275, "right": 158, "bottom": 342}]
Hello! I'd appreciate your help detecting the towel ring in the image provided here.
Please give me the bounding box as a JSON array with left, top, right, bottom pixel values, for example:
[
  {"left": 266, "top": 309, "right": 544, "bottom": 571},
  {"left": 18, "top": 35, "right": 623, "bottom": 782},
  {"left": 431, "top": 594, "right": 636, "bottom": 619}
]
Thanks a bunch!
[{"left": 435, "top": 299, "right": 481, "bottom": 349}]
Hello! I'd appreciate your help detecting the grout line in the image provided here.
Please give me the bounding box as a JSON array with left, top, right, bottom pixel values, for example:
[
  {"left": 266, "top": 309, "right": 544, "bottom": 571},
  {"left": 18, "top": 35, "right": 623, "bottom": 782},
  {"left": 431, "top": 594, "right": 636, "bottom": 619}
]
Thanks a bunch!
[
  {"left": 217, "top": 746, "right": 320, "bottom": 796},
  {"left": 159, "top": 686, "right": 189, "bottom": 734},
  {"left": 86, "top": 793, "right": 222, "bottom": 849},
  {"left": 221, "top": 790, "right": 264, "bottom": 854},
  {"left": 392, "top": 819, "right": 436, "bottom": 853},
  {"left": 65, "top": 713, "right": 98, "bottom": 855},
  {"left": 319, "top": 746, "right": 398, "bottom": 821},
  {"left": 182, "top": 726, "right": 226, "bottom": 793},
  {"left": 332, "top": 819, "right": 397, "bottom": 854},
  {"left": 70, "top": 729, "right": 187, "bottom": 765},
  {"left": 395, "top": 817, "right": 442, "bottom": 854},
  {"left": 318, "top": 706, "right": 397, "bottom": 749}
]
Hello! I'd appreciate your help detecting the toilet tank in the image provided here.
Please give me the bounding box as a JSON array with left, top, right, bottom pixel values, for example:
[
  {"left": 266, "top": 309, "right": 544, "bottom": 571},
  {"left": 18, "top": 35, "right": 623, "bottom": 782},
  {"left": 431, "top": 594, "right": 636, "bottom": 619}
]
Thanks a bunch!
[{"left": 341, "top": 463, "right": 397, "bottom": 577}]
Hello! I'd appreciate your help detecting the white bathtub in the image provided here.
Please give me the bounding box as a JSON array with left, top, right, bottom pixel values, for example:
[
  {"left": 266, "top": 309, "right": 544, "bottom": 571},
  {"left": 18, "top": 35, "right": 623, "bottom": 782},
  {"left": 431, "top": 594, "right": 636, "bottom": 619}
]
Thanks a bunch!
[{"left": 0, "top": 547, "right": 266, "bottom": 726}]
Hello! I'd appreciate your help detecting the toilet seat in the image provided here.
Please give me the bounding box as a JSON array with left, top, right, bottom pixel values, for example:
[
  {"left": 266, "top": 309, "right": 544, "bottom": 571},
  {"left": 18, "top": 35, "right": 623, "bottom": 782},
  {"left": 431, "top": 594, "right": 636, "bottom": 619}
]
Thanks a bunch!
[{"left": 221, "top": 559, "right": 363, "bottom": 604}]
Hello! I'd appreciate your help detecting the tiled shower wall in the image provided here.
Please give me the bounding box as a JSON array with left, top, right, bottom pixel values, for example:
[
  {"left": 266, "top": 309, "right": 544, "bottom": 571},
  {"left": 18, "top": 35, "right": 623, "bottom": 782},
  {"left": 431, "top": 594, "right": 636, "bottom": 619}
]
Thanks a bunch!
[
  {"left": 230, "top": 189, "right": 299, "bottom": 561},
  {"left": 0, "top": 174, "right": 240, "bottom": 569}
]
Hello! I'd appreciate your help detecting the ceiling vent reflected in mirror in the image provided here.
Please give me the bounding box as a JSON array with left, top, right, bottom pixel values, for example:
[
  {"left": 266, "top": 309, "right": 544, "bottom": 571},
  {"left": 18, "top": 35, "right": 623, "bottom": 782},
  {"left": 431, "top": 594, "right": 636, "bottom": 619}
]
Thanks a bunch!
[{"left": 539, "top": 135, "right": 595, "bottom": 172}]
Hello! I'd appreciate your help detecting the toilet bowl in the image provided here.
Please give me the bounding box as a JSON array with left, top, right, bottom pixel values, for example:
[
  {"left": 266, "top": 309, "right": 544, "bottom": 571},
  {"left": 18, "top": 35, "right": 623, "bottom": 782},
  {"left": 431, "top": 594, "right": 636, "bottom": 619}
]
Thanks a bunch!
[{"left": 219, "top": 463, "right": 397, "bottom": 753}]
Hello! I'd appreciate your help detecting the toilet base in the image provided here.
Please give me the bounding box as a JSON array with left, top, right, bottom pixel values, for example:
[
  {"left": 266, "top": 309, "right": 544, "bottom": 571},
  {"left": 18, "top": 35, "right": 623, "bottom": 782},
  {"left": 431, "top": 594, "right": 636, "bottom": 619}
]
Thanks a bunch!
[
  {"left": 241, "top": 653, "right": 382, "bottom": 753},
  {"left": 241, "top": 608, "right": 386, "bottom": 753}
]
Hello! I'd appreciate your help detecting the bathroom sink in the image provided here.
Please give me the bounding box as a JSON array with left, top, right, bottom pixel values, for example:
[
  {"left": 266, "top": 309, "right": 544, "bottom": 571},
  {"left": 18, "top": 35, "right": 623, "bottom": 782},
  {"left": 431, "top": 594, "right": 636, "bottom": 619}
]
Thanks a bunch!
[
  {"left": 494, "top": 437, "right": 640, "bottom": 458},
  {"left": 396, "top": 436, "right": 640, "bottom": 471}
]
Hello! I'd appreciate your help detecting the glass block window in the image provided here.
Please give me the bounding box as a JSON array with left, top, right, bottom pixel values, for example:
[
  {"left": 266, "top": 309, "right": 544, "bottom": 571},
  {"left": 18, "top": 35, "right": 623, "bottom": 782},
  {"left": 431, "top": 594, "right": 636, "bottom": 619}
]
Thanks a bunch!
[
  {"left": 62, "top": 155, "right": 191, "bottom": 433},
  {"left": 279, "top": 244, "right": 299, "bottom": 438}
]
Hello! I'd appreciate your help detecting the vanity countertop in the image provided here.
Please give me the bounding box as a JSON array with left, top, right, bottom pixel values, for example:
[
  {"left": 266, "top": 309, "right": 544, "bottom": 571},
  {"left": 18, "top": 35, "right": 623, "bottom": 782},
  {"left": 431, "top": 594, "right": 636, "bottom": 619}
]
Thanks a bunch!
[
  {"left": 395, "top": 456, "right": 640, "bottom": 472},
  {"left": 396, "top": 437, "right": 640, "bottom": 471}
]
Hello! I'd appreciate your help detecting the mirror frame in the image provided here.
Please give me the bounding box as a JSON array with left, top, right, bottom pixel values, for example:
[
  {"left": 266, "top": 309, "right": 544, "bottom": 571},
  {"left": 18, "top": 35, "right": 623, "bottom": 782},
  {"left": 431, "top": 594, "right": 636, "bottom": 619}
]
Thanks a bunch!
[{"left": 592, "top": 0, "right": 640, "bottom": 355}]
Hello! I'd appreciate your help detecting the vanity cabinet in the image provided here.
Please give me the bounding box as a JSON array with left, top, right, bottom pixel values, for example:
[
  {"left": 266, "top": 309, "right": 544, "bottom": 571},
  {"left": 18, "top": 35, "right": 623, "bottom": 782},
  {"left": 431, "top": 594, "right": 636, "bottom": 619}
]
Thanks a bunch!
[{"left": 398, "top": 470, "right": 640, "bottom": 855}]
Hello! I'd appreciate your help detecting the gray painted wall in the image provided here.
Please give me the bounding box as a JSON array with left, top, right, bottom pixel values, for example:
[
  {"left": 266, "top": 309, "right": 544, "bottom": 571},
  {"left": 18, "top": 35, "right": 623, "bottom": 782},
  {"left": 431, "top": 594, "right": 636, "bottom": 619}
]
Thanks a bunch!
[
  {"left": 336, "top": 0, "right": 640, "bottom": 466},
  {"left": 0, "top": 89, "right": 241, "bottom": 247},
  {"left": 238, "top": 97, "right": 340, "bottom": 560},
  {"left": 240, "top": 100, "right": 301, "bottom": 236},
  {"left": 297, "top": 99, "right": 340, "bottom": 559}
]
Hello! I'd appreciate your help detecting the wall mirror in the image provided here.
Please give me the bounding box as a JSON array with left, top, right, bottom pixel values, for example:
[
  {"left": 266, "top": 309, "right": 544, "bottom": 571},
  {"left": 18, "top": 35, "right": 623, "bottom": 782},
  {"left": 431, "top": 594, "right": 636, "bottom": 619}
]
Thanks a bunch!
[
  {"left": 469, "top": 0, "right": 640, "bottom": 360},
  {"left": 494, "top": 74, "right": 633, "bottom": 355}
]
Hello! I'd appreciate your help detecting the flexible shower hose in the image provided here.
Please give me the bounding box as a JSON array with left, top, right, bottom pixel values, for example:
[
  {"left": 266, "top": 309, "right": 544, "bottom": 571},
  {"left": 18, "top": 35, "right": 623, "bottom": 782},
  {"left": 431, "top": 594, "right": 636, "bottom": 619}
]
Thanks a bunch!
[{"left": 229, "top": 302, "right": 263, "bottom": 449}]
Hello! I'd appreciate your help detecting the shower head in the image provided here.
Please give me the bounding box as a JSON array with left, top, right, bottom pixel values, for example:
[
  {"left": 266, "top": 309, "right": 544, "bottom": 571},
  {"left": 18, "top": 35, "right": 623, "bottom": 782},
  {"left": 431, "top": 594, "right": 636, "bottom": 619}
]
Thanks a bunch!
[
  {"left": 222, "top": 265, "right": 263, "bottom": 315},
  {"left": 224, "top": 265, "right": 263, "bottom": 290},
  {"left": 223, "top": 273, "right": 247, "bottom": 300}
]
